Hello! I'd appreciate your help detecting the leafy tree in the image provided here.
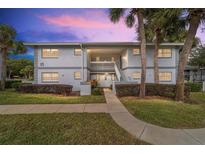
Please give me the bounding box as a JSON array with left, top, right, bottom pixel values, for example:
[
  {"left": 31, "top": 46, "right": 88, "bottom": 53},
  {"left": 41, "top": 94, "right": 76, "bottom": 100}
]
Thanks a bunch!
[
  {"left": 109, "top": 8, "right": 147, "bottom": 98},
  {"left": 20, "top": 65, "right": 33, "bottom": 79},
  {"left": 189, "top": 46, "right": 205, "bottom": 67},
  {"left": 7, "top": 59, "right": 33, "bottom": 79},
  {"left": 0, "top": 24, "right": 27, "bottom": 90}
]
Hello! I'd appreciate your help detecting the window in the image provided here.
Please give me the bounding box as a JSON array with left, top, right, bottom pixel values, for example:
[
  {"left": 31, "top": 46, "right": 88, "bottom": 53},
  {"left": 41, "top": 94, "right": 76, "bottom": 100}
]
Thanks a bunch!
[
  {"left": 74, "top": 49, "right": 82, "bottom": 56},
  {"left": 159, "top": 72, "right": 172, "bottom": 81},
  {"left": 133, "top": 48, "right": 140, "bottom": 55},
  {"left": 42, "top": 72, "right": 59, "bottom": 82},
  {"left": 132, "top": 72, "right": 141, "bottom": 80},
  {"left": 42, "top": 49, "right": 59, "bottom": 58},
  {"left": 158, "top": 49, "right": 172, "bottom": 58},
  {"left": 74, "top": 72, "right": 81, "bottom": 80}
]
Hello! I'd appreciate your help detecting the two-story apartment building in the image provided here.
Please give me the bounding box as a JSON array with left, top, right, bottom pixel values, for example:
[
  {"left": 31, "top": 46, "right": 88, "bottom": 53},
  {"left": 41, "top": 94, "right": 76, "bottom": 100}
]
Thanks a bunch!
[{"left": 24, "top": 42, "right": 183, "bottom": 91}]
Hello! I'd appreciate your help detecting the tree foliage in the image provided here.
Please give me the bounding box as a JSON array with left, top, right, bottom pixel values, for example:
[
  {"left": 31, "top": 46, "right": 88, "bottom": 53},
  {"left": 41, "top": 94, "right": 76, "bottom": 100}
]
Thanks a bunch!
[
  {"left": 189, "top": 46, "right": 205, "bottom": 67},
  {"left": 7, "top": 59, "right": 33, "bottom": 79}
]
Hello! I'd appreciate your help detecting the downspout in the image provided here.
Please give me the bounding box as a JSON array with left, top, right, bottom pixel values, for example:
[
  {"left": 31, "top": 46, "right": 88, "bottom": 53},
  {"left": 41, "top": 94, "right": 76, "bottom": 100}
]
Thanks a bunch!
[{"left": 80, "top": 44, "right": 84, "bottom": 81}]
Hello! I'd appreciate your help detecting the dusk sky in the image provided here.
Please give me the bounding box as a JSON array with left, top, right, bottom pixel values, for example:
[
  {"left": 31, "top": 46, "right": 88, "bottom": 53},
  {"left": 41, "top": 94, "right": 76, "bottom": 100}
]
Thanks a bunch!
[{"left": 0, "top": 8, "right": 204, "bottom": 60}]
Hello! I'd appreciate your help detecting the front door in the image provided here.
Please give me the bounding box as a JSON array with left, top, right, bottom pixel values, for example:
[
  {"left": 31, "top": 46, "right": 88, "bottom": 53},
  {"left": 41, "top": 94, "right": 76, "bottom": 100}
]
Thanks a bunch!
[{"left": 97, "top": 73, "right": 115, "bottom": 87}]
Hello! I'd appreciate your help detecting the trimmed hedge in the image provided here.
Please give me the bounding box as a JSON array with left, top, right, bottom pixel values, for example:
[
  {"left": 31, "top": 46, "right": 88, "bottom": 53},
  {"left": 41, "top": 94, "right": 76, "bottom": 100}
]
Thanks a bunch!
[
  {"left": 18, "top": 84, "right": 73, "bottom": 96},
  {"left": 115, "top": 83, "right": 190, "bottom": 99},
  {"left": 185, "top": 82, "right": 202, "bottom": 92},
  {"left": 5, "top": 80, "right": 22, "bottom": 89},
  {"left": 92, "top": 87, "right": 103, "bottom": 95}
]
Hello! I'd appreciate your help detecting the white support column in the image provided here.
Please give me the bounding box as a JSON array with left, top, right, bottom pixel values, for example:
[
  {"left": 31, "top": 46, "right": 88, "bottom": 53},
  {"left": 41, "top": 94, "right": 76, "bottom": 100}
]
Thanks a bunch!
[{"left": 203, "top": 81, "right": 205, "bottom": 92}]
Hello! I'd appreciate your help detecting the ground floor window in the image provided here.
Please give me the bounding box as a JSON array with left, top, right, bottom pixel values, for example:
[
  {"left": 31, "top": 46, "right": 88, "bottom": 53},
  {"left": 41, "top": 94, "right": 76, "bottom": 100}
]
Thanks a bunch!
[
  {"left": 132, "top": 72, "right": 141, "bottom": 80},
  {"left": 41, "top": 72, "right": 59, "bottom": 82},
  {"left": 159, "top": 72, "right": 172, "bottom": 81},
  {"left": 74, "top": 72, "right": 81, "bottom": 80}
]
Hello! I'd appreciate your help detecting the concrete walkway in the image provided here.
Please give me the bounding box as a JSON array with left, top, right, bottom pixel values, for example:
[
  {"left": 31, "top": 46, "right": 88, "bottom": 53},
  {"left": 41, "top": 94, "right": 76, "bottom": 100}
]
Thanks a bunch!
[
  {"left": 103, "top": 88, "right": 205, "bottom": 145},
  {"left": 0, "top": 104, "right": 108, "bottom": 114}
]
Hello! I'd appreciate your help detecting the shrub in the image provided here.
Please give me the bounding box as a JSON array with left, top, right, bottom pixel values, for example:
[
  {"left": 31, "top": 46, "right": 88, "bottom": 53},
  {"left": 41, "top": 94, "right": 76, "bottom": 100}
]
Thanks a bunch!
[
  {"left": 5, "top": 80, "right": 22, "bottom": 89},
  {"left": 11, "top": 82, "right": 22, "bottom": 91},
  {"left": 18, "top": 84, "right": 73, "bottom": 96},
  {"left": 92, "top": 88, "right": 102, "bottom": 95},
  {"left": 90, "top": 80, "right": 97, "bottom": 88},
  {"left": 115, "top": 83, "right": 190, "bottom": 99},
  {"left": 185, "top": 82, "right": 202, "bottom": 92}
]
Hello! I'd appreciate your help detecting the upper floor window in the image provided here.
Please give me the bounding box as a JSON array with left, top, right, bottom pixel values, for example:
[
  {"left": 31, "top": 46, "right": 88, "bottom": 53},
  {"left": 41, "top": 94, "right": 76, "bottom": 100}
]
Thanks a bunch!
[
  {"left": 74, "top": 49, "right": 82, "bottom": 56},
  {"left": 42, "top": 49, "right": 59, "bottom": 58},
  {"left": 159, "top": 72, "right": 172, "bottom": 81},
  {"left": 158, "top": 49, "right": 172, "bottom": 58},
  {"left": 41, "top": 72, "right": 59, "bottom": 82},
  {"left": 132, "top": 72, "right": 141, "bottom": 80},
  {"left": 132, "top": 48, "right": 140, "bottom": 55},
  {"left": 74, "top": 72, "right": 81, "bottom": 80}
]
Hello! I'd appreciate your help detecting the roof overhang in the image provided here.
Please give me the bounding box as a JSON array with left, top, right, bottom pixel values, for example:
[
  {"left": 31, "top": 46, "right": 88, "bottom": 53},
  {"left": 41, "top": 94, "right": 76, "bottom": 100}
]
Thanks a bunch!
[{"left": 24, "top": 42, "right": 184, "bottom": 48}]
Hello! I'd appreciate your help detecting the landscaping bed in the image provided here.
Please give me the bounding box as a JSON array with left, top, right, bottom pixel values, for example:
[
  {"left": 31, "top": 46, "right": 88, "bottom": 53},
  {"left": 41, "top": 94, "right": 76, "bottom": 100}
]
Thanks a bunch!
[
  {"left": 0, "top": 113, "right": 147, "bottom": 144},
  {"left": 18, "top": 84, "right": 73, "bottom": 96},
  {"left": 0, "top": 89, "right": 106, "bottom": 104},
  {"left": 115, "top": 83, "right": 190, "bottom": 99},
  {"left": 120, "top": 94, "right": 205, "bottom": 129}
]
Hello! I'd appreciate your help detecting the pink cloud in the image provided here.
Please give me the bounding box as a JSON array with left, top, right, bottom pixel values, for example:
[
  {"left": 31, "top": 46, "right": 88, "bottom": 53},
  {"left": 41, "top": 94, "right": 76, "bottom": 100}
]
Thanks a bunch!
[
  {"left": 39, "top": 14, "right": 113, "bottom": 29},
  {"left": 37, "top": 9, "right": 137, "bottom": 42}
]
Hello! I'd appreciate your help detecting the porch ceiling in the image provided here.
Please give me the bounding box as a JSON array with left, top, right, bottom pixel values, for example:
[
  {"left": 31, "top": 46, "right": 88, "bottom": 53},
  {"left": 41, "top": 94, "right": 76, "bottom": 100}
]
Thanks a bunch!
[{"left": 87, "top": 48, "right": 124, "bottom": 54}]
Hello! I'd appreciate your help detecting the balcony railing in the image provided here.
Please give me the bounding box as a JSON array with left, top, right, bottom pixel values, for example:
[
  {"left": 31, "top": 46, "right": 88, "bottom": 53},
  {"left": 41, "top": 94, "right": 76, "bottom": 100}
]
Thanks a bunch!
[{"left": 90, "top": 63, "right": 115, "bottom": 72}]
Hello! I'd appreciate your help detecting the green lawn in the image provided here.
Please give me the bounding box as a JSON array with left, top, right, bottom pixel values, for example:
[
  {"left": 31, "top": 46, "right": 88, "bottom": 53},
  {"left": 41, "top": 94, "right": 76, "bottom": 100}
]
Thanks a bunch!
[
  {"left": 0, "top": 89, "right": 105, "bottom": 104},
  {"left": 0, "top": 113, "right": 147, "bottom": 144},
  {"left": 188, "top": 92, "right": 205, "bottom": 104},
  {"left": 120, "top": 93, "right": 205, "bottom": 129}
]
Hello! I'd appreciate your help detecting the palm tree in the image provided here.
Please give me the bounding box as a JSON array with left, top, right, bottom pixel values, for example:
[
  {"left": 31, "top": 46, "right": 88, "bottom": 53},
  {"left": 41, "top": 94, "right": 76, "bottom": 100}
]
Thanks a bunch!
[
  {"left": 0, "top": 24, "right": 26, "bottom": 90},
  {"left": 145, "top": 9, "right": 187, "bottom": 84},
  {"left": 155, "top": 9, "right": 205, "bottom": 101},
  {"left": 175, "top": 9, "right": 205, "bottom": 101},
  {"left": 109, "top": 8, "right": 147, "bottom": 98}
]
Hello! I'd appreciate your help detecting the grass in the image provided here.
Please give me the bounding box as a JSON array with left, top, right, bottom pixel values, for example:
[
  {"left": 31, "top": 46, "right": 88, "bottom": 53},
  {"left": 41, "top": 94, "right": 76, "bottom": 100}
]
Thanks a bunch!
[
  {"left": 0, "top": 113, "right": 147, "bottom": 145},
  {"left": 188, "top": 92, "right": 205, "bottom": 104},
  {"left": 0, "top": 89, "right": 106, "bottom": 104},
  {"left": 120, "top": 93, "right": 205, "bottom": 129}
]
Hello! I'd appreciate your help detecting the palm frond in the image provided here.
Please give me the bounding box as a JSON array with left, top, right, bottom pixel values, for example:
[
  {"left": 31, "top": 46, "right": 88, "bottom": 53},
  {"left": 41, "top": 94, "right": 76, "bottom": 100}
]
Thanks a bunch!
[{"left": 109, "top": 8, "right": 125, "bottom": 23}]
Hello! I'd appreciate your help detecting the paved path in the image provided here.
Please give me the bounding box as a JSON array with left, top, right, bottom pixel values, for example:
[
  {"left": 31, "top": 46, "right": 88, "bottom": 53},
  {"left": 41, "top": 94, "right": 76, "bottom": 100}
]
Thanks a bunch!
[
  {"left": 0, "top": 104, "right": 108, "bottom": 114},
  {"left": 103, "top": 88, "right": 205, "bottom": 145}
]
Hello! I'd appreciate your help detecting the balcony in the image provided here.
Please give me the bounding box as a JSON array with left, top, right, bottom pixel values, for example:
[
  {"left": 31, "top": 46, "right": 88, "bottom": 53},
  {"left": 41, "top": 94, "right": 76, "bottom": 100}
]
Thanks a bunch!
[{"left": 89, "top": 62, "right": 115, "bottom": 72}]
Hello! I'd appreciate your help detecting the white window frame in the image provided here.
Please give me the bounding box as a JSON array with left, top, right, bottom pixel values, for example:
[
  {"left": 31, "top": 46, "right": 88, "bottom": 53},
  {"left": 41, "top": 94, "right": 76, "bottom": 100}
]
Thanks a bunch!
[
  {"left": 74, "top": 49, "right": 82, "bottom": 56},
  {"left": 132, "top": 48, "right": 140, "bottom": 55},
  {"left": 41, "top": 72, "right": 59, "bottom": 82},
  {"left": 132, "top": 72, "right": 141, "bottom": 80},
  {"left": 42, "top": 49, "right": 59, "bottom": 58},
  {"left": 74, "top": 72, "right": 81, "bottom": 80},
  {"left": 158, "top": 49, "right": 172, "bottom": 58},
  {"left": 159, "top": 72, "right": 172, "bottom": 81}
]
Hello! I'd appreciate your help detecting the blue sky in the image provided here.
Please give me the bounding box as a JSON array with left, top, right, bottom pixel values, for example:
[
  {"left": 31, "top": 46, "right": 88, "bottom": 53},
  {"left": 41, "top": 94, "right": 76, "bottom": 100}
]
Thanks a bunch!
[{"left": 0, "top": 8, "right": 204, "bottom": 60}]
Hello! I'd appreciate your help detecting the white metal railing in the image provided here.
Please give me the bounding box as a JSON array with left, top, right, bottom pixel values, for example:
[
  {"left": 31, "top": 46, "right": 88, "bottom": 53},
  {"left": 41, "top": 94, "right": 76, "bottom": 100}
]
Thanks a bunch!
[
  {"left": 90, "top": 63, "right": 115, "bottom": 71},
  {"left": 114, "top": 63, "right": 121, "bottom": 81}
]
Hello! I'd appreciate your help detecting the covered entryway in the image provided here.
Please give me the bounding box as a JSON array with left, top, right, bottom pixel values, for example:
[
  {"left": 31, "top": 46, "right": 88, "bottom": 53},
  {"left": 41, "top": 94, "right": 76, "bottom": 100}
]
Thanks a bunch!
[{"left": 91, "top": 72, "right": 116, "bottom": 87}]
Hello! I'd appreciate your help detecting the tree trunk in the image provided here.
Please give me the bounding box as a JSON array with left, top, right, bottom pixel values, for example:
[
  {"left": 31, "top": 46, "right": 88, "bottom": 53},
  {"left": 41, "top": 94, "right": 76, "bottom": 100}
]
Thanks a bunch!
[
  {"left": 175, "top": 14, "right": 201, "bottom": 101},
  {"left": 137, "top": 9, "right": 147, "bottom": 98},
  {"left": 0, "top": 48, "right": 7, "bottom": 90},
  {"left": 154, "top": 31, "right": 160, "bottom": 84}
]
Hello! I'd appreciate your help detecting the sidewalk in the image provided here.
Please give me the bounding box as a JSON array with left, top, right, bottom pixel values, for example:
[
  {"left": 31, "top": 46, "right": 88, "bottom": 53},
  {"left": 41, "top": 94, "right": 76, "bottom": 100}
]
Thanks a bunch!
[
  {"left": 103, "top": 88, "right": 205, "bottom": 145},
  {"left": 0, "top": 104, "right": 108, "bottom": 114}
]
